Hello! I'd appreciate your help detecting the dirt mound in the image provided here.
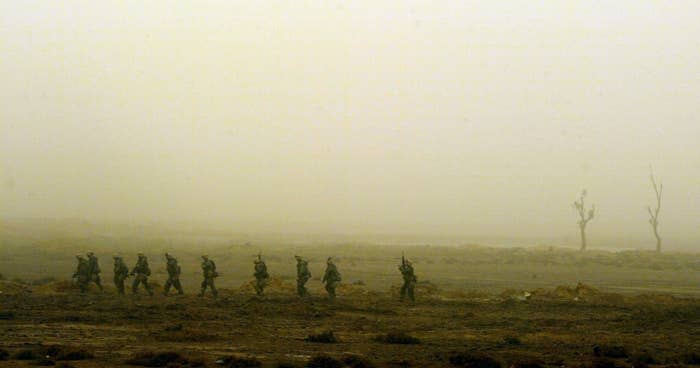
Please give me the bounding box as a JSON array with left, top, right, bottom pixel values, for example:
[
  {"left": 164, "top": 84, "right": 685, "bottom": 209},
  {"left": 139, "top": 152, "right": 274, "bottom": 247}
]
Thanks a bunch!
[
  {"left": 35, "top": 280, "right": 80, "bottom": 294},
  {"left": 238, "top": 276, "right": 296, "bottom": 294},
  {"left": 0, "top": 280, "right": 30, "bottom": 294},
  {"left": 500, "top": 289, "right": 531, "bottom": 301},
  {"left": 528, "top": 283, "right": 601, "bottom": 302},
  {"left": 336, "top": 283, "right": 371, "bottom": 297}
]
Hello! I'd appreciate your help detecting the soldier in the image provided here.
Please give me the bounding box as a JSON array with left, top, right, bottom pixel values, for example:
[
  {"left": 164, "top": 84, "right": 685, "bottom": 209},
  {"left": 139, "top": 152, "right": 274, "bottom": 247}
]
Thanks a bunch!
[
  {"left": 86, "top": 252, "right": 103, "bottom": 292},
  {"left": 163, "top": 253, "right": 184, "bottom": 296},
  {"left": 295, "top": 255, "right": 311, "bottom": 297},
  {"left": 112, "top": 255, "right": 129, "bottom": 295},
  {"left": 253, "top": 253, "right": 269, "bottom": 296},
  {"left": 399, "top": 253, "right": 417, "bottom": 303},
  {"left": 199, "top": 255, "right": 218, "bottom": 297},
  {"left": 322, "top": 257, "right": 341, "bottom": 299},
  {"left": 130, "top": 253, "right": 153, "bottom": 296},
  {"left": 72, "top": 255, "right": 90, "bottom": 293}
]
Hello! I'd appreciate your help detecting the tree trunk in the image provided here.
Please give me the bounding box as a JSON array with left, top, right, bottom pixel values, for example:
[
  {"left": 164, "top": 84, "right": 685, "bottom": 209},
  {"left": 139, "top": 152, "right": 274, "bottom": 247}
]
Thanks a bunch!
[
  {"left": 654, "top": 226, "right": 662, "bottom": 252},
  {"left": 579, "top": 226, "right": 587, "bottom": 251}
]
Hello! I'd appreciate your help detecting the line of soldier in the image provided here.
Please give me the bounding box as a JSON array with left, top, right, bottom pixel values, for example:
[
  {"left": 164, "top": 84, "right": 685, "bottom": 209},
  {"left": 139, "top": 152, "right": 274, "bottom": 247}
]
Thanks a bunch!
[{"left": 73, "top": 252, "right": 417, "bottom": 302}]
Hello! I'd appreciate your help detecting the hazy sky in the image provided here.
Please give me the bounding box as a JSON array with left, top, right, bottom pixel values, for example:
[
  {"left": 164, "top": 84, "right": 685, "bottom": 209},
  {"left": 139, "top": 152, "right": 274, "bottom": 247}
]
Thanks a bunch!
[{"left": 2, "top": 2, "right": 699, "bottom": 247}]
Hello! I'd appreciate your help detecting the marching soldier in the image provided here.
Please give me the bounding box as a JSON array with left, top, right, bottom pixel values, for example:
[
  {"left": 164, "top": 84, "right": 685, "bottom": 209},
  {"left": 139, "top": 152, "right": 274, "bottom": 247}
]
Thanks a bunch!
[
  {"left": 131, "top": 253, "right": 153, "bottom": 296},
  {"left": 399, "top": 253, "right": 417, "bottom": 303},
  {"left": 163, "top": 253, "right": 184, "bottom": 295},
  {"left": 199, "top": 255, "right": 218, "bottom": 297},
  {"left": 86, "top": 252, "right": 103, "bottom": 292},
  {"left": 72, "top": 255, "right": 90, "bottom": 293},
  {"left": 295, "top": 255, "right": 311, "bottom": 297},
  {"left": 253, "top": 253, "right": 269, "bottom": 296},
  {"left": 112, "top": 255, "right": 129, "bottom": 295},
  {"left": 322, "top": 257, "right": 341, "bottom": 299}
]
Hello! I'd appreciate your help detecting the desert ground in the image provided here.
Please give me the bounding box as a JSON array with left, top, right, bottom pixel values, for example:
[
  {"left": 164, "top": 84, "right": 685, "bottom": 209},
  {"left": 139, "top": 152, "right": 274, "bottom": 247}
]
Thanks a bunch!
[{"left": 1, "top": 228, "right": 699, "bottom": 367}]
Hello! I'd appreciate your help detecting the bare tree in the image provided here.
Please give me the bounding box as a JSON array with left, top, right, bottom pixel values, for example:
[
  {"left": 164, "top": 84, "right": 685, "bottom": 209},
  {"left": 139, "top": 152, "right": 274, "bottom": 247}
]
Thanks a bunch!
[
  {"left": 573, "top": 190, "right": 595, "bottom": 251},
  {"left": 647, "top": 169, "right": 663, "bottom": 252}
]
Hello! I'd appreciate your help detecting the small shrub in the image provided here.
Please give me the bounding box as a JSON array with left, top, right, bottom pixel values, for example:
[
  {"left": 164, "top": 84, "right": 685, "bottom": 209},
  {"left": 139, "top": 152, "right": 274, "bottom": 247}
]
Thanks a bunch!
[
  {"left": 386, "top": 360, "right": 411, "bottom": 367},
  {"left": 55, "top": 364, "right": 76, "bottom": 368},
  {"left": 589, "top": 357, "right": 622, "bottom": 368},
  {"left": 682, "top": 352, "right": 700, "bottom": 365},
  {"left": 216, "top": 355, "right": 262, "bottom": 368},
  {"left": 164, "top": 323, "right": 183, "bottom": 331},
  {"left": 305, "top": 331, "right": 338, "bottom": 344},
  {"left": 341, "top": 354, "right": 376, "bottom": 368},
  {"left": 276, "top": 362, "right": 298, "bottom": 368},
  {"left": 593, "top": 345, "right": 628, "bottom": 359},
  {"left": 34, "top": 357, "right": 56, "bottom": 366},
  {"left": 31, "top": 277, "right": 57, "bottom": 286},
  {"left": 0, "top": 348, "right": 9, "bottom": 360},
  {"left": 126, "top": 351, "right": 188, "bottom": 367},
  {"left": 502, "top": 336, "right": 521, "bottom": 345},
  {"left": 42, "top": 346, "right": 64, "bottom": 357},
  {"left": 306, "top": 355, "right": 343, "bottom": 368},
  {"left": 56, "top": 349, "right": 93, "bottom": 361},
  {"left": 510, "top": 360, "right": 543, "bottom": 368},
  {"left": 13, "top": 349, "right": 39, "bottom": 360},
  {"left": 629, "top": 351, "right": 656, "bottom": 367},
  {"left": 0, "top": 311, "right": 16, "bottom": 320},
  {"left": 154, "top": 329, "right": 219, "bottom": 342},
  {"left": 448, "top": 352, "right": 501, "bottom": 368},
  {"left": 374, "top": 332, "right": 420, "bottom": 345},
  {"left": 190, "top": 357, "right": 207, "bottom": 367}
]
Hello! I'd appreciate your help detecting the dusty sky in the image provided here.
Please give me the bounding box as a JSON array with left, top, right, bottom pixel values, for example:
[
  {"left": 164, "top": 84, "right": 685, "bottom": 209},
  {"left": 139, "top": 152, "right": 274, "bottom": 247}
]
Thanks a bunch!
[{"left": 1, "top": 2, "right": 699, "bottom": 247}]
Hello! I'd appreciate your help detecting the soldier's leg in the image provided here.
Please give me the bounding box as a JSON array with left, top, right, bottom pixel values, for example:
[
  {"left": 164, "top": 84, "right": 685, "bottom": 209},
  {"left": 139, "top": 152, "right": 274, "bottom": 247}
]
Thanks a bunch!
[
  {"left": 296, "top": 279, "right": 303, "bottom": 296},
  {"left": 302, "top": 278, "right": 310, "bottom": 296},
  {"left": 114, "top": 278, "right": 122, "bottom": 294},
  {"left": 94, "top": 275, "right": 103, "bottom": 291},
  {"left": 408, "top": 283, "right": 415, "bottom": 302},
  {"left": 173, "top": 278, "right": 183, "bottom": 294},
  {"left": 199, "top": 279, "right": 207, "bottom": 296},
  {"left": 78, "top": 278, "right": 88, "bottom": 293},
  {"left": 210, "top": 279, "right": 218, "bottom": 297},
  {"left": 400, "top": 282, "right": 407, "bottom": 301},
  {"left": 164, "top": 278, "right": 172, "bottom": 295},
  {"left": 132, "top": 277, "right": 140, "bottom": 294},
  {"left": 144, "top": 278, "right": 153, "bottom": 296}
]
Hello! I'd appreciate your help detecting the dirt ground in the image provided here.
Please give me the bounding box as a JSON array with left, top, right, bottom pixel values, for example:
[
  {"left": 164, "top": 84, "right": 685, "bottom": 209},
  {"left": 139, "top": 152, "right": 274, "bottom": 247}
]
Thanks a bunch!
[
  {"left": 1, "top": 223, "right": 699, "bottom": 367},
  {"left": 1, "top": 280, "right": 699, "bottom": 368}
]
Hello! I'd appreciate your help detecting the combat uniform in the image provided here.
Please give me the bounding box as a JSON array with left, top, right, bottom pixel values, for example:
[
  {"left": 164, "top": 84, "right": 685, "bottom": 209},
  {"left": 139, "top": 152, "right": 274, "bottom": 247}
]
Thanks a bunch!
[
  {"left": 200, "top": 256, "right": 218, "bottom": 297},
  {"left": 295, "top": 256, "right": 311, "bottom": 297},
  {"left": 399, "top": 260, "right": 417, "bottom": 302},
  {"left": 163, "top": 254, "right": 184, "bottom": 295},
  {"left": 87, "top": 252, "right": 103, "bottom": 292},
  {"left": 322, "top": 258, "right": 341, "bottom": 299},
  {"left": 73, "top": 256, "right": 90, "bottom": 293},
  {"left": 253, "top": 256, "right": 269, "bottom": 296},
  {"left": 113, "top": 256, "right": 129, "bottom": 295},
  {"left": 131, "top": 254, "right": 154, "bottom": 296}
]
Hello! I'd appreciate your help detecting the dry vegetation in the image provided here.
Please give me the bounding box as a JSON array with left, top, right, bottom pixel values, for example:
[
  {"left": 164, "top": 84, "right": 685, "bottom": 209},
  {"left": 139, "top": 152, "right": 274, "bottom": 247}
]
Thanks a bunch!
[{"left": 0, "top": 228, "right": 698, "bottom": 367}]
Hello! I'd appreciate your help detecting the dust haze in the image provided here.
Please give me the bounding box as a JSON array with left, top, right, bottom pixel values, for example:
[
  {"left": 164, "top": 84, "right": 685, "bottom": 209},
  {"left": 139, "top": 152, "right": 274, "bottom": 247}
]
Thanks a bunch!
[
  {"left": 2, "top": 2, "right": 700, "bottom": 250},
  {"left": 2, "top": 3, "right": 700, "bottom": 367}
]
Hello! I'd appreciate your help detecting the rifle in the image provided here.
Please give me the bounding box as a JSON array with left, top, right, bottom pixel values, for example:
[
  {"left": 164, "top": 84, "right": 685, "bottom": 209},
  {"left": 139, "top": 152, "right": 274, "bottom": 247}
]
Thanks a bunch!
[{"left": 401, "top": 251, "right": 406, "bottom": 266}]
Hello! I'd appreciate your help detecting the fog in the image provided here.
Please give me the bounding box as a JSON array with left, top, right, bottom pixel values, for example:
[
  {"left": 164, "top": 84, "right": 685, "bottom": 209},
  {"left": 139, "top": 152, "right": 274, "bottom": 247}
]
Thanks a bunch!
[{"left": 1, "top": 2, "right": 699, "bottom": 249}]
